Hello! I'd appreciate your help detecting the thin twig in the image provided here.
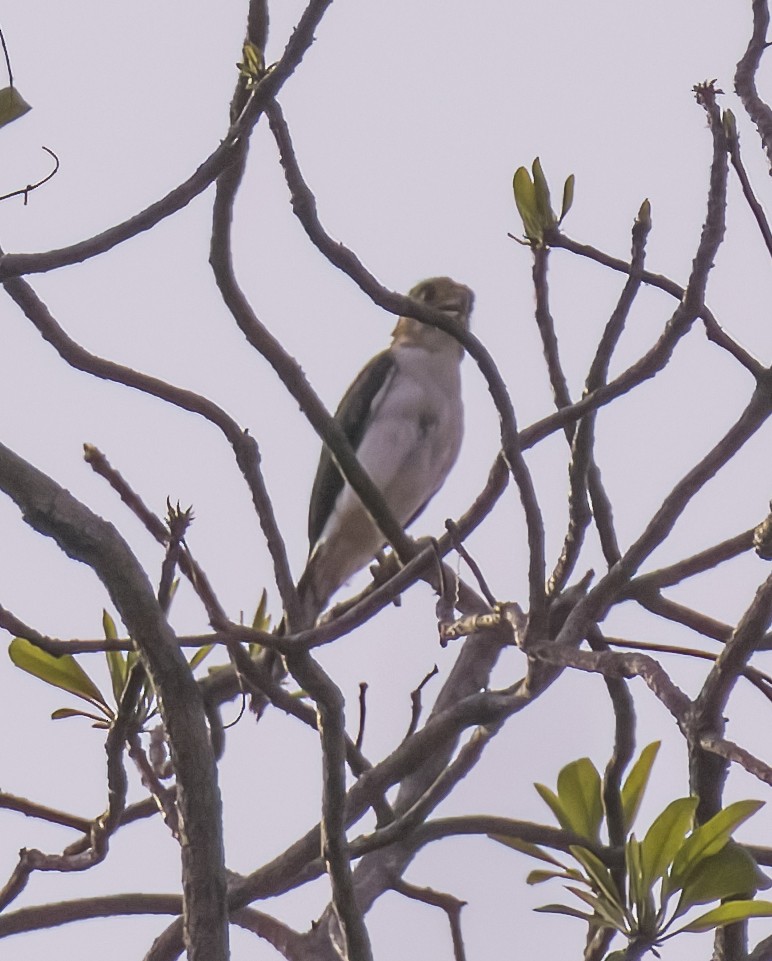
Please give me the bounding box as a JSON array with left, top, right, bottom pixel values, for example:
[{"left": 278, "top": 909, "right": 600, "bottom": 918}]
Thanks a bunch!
[
  {"left": 727, "top": 115, "right": 772, "bottom": 255},
  {"left": 404, "top": 666, "right": 439, "bottom": 740},
  {"left": 391, "top": 878, "right": 467, "bottom": 961},
  {"left": 445, "top": 520, "right": 497, "bottom": 607},
  {"left": 0, "top": 147, "right": 60, "bottom": 205},
  {"left": 356, "top": 682, "right": 368, "bottom": 752},
  {"left": 544, "top": 233, "right": 764, "bottom": 379},
  {"left": 286, "top": 653, "right": 373, "bottom": 961}
]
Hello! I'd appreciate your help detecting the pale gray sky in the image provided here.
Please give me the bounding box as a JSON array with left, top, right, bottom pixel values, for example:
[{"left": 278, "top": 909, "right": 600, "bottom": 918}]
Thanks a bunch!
[{"left": 1, "top": 2, "right": 771, "bottom": 959}]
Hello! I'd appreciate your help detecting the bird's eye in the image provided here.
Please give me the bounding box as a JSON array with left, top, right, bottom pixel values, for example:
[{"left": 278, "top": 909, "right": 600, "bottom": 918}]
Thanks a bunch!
[{"left": 420, "top": 283, "right": 436, "bottom": 302}]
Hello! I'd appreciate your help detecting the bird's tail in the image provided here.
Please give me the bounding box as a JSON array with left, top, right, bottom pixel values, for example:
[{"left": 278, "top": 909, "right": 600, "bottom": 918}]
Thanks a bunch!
[{"left": 293, "top": 560, "right": 328, "bottom": 632}]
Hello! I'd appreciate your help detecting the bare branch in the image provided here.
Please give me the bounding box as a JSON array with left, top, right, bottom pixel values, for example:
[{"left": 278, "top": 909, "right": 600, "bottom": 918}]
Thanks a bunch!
[
  {"left": 726, "top": 114, "right": 772, "bottom": 254},
  {"left": 0, "top": 146, "right": 59, "bottom": 205},
  {"left": 286, "top": 653, "right": 373, "bottom": 961},
  {"left": 735, "top": 0, "right": 772, "bottom": 169},
  {"left": 0, "top": 0, "right": 336, "bottom": 281},
  {"left": 0, "top": 792, "right": 91, "bottom": 833},
  {"left": 391, "top": 878, "right": 467, "bottom": 961}
]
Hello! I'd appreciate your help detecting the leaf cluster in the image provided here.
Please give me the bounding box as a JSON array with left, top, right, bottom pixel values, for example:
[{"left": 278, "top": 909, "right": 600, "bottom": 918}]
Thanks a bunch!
[
  {"left": 492, "top": 746, "right": 772, "bottom": 957},
  {"left": 512, "top": 157, "right": 574, "bottom": 246},
  {"left": 8, "top": 609, "right": 212, "bottom": 729}
]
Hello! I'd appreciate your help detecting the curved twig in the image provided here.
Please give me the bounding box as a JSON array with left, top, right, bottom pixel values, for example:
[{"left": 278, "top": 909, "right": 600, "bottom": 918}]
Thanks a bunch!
[
  {"left": 0, "top": 146, "right": 60, "bottom": 204},
  {"left": 0, "top": 0, "right": 335, "bottom": 281}
]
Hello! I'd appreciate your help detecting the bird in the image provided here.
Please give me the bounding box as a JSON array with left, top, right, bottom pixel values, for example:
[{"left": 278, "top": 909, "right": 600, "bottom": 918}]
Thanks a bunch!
[{"left": 293, "top": 276, "right": 474, "bottom": 629}]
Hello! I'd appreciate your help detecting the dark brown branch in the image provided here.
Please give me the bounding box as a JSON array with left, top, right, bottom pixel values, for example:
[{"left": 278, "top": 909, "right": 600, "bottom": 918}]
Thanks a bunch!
[
  {"left": 391, "top": 879, "right": 467, "bottom": 961},
  {"left": 0, "top": 892, "right": 303, "bottom": 957},
  {"left": 735, "top": 0, "right": 772, "bottom": 170},
  {"left": 699, "top": 734, "right": 772, "bottom": 787},
  {"left": 625, "top": 528, "right": 755, "bottom": 594},
  {"left": 604, "top": 635, "right": 772, "bottom": 703},
  {"left": 690, "top": 570, "right": 772, "bottom": 819},
  {"left": 158, "top": 502, "right": 193, "bottom": 613},
  {"left": 246, "top": 0, "right": 270, "bottom": 51},
  {"left": 0, "top": 893, "right": 185, "bottom": 938},
  {"left": 0, "top": 792, "right": 91, "bottom": 833},
  {"left": 0, "top": 275, "right": 274, "bottom": 630},
  {"left": 0, "top": 443, "right": 228, "bottom": 960},
  {"left": 411, "top": 815, "right": 611, "bottom": 860},
  {"left": 529, "top": 644, "right": 693, "bottom": 724},
  {"left": 551, "top": 85, "right": 766, "bottom": 649},
  {"left": 85, "top": 447, "right": 229, "bottom": 625},
  {"left": 286, "top": 653, "right": 374, "bottom": 961},
  {"left": 0, "top": 0, "right": 336, "bottom": 281},
  {"left": 353, "top": 726, "right": 497, "bottom": 854},
  {"left": 543, "top": 233, "right": 764, "bottom": 380},
  {"left": 635, "top": 591, "right": 735, "bottom": 643},
  {"left": 126, "top": 735, "right": 180, "bottom": 839},
  {"left": 532, "top": 245, "right": 573, "bottom": 425},
  {"left": 726, "top": 113, "right": 772, "bottom": 254},
  {"left": 550, "top": 206, "right": 649, "bottom": 595},
  {"left": 445, "top": 520, "right": 497, "bottom": 607},
  {"left": 0, "top": 146, "right": 59, "bottom": 205},
  {"left": 556, "top": 387, "right": 771, "bottom": 656},
  {"left": 404, "top": 666, "right": 439, "bottom": 741},
  {"left": 223, "top": 642, "right": 394, "bottom": 825},
  {"left": 588, "top": 629, "right": 635, "bottom": 852}
]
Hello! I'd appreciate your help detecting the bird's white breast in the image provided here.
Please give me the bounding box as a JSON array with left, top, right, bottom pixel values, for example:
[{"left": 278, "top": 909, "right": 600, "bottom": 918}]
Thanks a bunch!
[{"left": 315, "top": 341, "right": 463, "bottom": 583}]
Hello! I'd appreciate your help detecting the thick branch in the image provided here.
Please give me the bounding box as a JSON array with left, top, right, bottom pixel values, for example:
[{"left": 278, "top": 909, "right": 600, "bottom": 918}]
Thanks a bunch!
[{"left": 0, "top": 443, "right": 228, "bottom": 961}]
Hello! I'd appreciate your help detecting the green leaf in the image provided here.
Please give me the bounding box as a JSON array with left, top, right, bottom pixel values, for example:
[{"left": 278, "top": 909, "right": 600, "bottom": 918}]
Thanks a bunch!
[
  {"left": 531, "top": 157, "right": 555, "bottom": 226},
  {"left": 723, "top": 109, "right": 737, "bottom": 141},
  {"left": 137, "top": 679, "right": 157, "bottom": 724},
  {"left": 637, "top": 198, "right": 652, "bottom": 230},
  {"left": 103, "top": 610, "right": 127, "bottom": 703},
  {"left": 673, "top": 842, "right": 768, "bottom": 920},
  {"left": 533, "top": 903, "right": 596, "bottom": 922},
  {"left": 102, "top": 610, "right": 118, "bottom": 640},
  {"left": 566, "top": 885, "right": 629, "bottom": 932},
  {"left": 626, "top": 835, "right": 656, "bottom": 932},
  {"left": 559, "top": 173, "right": 575, "bottom": 223},
  {"left": 668, "top": 800, "right": 764, "bottom": 895},
  {"left": 570, "top": 846, "right": 624, "bottom": 910},
  {"left": 513, "top": 166, "right": 543, "bottom": 243},
  {"left": 621, "top": 741, "right": 660, "bottom": 832},
  {"left": 188, "top": 643, "right": 214, "bottom": 671},
  {"left": 535, "top": 782, "right": 572, "bottom": 832},
  {"left": 672, "top": 899, "right": 772, "bottom": 935},
  {"left": 9, "top": 637, "right": 110, "bottom": 710},
  {"left": 527, "top": 868, "right": 584, "bottom": 885},
  {"left": 640, "top": 796, "right": 698, "bottom": 891},
  {"left": 237, "top": 40, "right": 265, "bottom": 85},
  {"left": 557, "top": 757, "right": 603, "bottom": 840},
  {"left": 0, "top": 86, "right": 32, "bottom": 129},
  {"left": 252, "top": 588, "right": 271, "bottom": 632},
  {"left": 488, "top": 836, "right": 569, "bottom": 869},
  {"left": 51, "top": 707, "right": 110, "bottom": 726}
]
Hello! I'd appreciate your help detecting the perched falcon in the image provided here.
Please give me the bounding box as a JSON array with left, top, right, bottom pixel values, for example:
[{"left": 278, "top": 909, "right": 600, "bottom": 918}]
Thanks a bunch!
[{"left": 295, "top": 276, "right": 474, "bottom": 628}]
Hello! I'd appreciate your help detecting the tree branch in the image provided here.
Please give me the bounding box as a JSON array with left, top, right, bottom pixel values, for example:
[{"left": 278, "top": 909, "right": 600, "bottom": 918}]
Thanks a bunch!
[{"left": 0, "top": 443, "right": 228, "bottom": 960}]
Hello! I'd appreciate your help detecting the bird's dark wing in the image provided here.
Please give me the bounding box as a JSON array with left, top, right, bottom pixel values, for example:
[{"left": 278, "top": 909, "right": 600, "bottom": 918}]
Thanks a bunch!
[{"left": 307, "top": 349, "right": 396, "bottom": 550}]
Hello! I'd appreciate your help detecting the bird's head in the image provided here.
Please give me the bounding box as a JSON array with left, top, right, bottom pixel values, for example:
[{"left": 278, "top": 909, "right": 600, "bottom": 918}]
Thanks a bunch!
[{"left": 391, "top": 276, "right": 474, "bottom": 355}]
